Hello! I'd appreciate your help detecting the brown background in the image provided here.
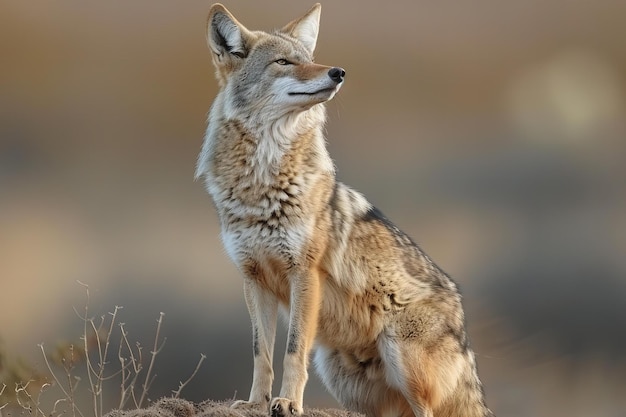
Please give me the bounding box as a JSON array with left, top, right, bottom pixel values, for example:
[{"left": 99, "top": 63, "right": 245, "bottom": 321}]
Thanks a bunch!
[{"left": 1, "top": 1, "right": 626, "bottom": 415}]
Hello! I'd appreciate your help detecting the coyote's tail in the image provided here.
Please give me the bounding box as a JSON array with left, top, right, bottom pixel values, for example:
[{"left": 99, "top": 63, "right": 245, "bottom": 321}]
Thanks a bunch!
[{"left": 437, "top": 351, "right": 493, "bottom": 417}]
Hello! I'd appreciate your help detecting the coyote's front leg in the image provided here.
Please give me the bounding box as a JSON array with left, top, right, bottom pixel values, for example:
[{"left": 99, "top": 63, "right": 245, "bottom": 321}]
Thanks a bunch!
[
  {"left": 271, "top": 268, "right": 321, "bottom": 417},
  {"left": 232, "top": 278, "right": 278, "bottom": 411}
]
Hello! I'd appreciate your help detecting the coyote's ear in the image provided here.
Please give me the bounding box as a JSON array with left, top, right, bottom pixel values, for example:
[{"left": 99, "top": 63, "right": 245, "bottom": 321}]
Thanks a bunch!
[
  {"left": 207, "top": 4, "right": 253, "bottom": 64},
  {"left": 282, "top": 3, "right": 321, "bottom": 55}
]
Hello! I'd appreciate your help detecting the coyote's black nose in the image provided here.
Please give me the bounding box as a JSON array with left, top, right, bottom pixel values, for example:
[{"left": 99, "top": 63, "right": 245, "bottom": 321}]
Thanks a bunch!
[{"left": 328, "top": 67, "right": 346, "bottom": 83}]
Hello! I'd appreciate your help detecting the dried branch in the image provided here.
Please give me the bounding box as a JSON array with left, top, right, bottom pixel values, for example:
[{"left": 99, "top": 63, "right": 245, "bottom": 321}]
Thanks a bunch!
[{"left": 172, "top": 354, "right": 206, "bottom": 398}]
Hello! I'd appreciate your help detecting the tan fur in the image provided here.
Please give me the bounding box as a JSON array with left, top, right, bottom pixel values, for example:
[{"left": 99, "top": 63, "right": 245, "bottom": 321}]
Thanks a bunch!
[{"left": 196, "top": 4, "right": 494, "bottom": 417}]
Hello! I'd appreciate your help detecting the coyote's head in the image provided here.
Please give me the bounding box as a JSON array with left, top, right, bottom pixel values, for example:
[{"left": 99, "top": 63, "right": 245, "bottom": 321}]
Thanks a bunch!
[{"left": 206, "top": 3, "right": 345, "bottom": 122}]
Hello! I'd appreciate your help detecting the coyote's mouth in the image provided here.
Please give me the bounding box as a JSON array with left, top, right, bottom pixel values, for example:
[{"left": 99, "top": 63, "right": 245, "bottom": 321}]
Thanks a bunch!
[{"left": 288, "top": 87, "right": 336, "bottom": 96}]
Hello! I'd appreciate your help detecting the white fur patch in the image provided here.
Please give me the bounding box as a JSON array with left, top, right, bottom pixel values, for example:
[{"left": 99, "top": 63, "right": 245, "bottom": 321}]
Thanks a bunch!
[
  {"left": 378, "top": 331, "right": 406, "bottom": 390},
  {"left": 271, "top": 77, "right": 340, "bottom": 106}
]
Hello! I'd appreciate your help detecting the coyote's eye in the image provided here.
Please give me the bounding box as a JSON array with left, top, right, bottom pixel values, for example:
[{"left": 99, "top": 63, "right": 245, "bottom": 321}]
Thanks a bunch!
[{"left": 275, "top": 59, "right": 292, "bottom": 65}]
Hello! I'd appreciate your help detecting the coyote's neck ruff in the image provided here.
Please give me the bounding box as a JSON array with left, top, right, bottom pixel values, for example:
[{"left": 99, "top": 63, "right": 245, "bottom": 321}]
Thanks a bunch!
[{"left": 196, "top": 4, "right": 493, "bottom": 417}]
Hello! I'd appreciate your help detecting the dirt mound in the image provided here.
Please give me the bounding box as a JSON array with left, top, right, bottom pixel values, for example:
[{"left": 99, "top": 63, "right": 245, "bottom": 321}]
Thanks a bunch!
[{"left": 105, "top": 398, "right": 363, "bottom": 417}]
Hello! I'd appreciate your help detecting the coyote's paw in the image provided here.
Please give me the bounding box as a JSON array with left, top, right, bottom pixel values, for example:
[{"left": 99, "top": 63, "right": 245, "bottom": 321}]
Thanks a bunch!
[{"left": 270, "top": 398, "right": 302, "bottom": 417}]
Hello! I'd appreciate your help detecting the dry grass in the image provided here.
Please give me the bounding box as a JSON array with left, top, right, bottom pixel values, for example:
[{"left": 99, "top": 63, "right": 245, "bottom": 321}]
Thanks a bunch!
[{"left": 0, "top": 282, "right": 205, "bottom": 417}]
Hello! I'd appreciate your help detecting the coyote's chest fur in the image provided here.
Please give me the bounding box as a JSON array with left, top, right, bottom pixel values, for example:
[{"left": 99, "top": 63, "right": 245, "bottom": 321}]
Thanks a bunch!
[{"left": 204, "top": 114, "right": 336, "bottom": 300}]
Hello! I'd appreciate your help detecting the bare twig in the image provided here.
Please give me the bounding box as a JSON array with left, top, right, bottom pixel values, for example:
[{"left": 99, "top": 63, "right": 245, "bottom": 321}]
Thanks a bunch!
[
  {"left": 172, "top": 354, "right": 206, "bottom": 398},
  {"left": 0, "top": 384, "right": 7, "bottom": 415},
  {"left": 39, "top": 344, "right": 85, "bottom": 417},
  {"left": 61, "top": 344, "right": 82, "bottom": 417},
  {"left": 95, "top": 307, "right": 121, "bottom": 417},
  {"left": 76, "top": 280, "right": 99, "bottom": 417},
  {"left": 118, "top": 324, "right": 142, "bottom": 409},
  {"left": 138, "top": 312, "right": 166, "bottom": 408},
  {"left": 51, "top": 397, "right": 69, "bottom": 416},
  {"left": 14, "top": 380, "right": 51, "bottom": 417}
]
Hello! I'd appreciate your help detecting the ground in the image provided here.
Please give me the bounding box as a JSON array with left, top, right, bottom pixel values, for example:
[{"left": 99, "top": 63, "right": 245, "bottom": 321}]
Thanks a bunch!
[{"left": 105, "top": 398, "right": 364, "bottom": 417}]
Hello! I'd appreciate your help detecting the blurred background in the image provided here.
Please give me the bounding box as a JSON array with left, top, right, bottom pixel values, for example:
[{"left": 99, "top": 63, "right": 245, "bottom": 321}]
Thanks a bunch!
[{"left": 1, "top": 1, "right": 625, "bottom": 416}]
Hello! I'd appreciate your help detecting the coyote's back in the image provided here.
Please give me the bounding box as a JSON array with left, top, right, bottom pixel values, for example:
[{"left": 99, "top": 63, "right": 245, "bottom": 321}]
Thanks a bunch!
[{"left": 195, "top": 3, "right": 494, "bottom": 417}]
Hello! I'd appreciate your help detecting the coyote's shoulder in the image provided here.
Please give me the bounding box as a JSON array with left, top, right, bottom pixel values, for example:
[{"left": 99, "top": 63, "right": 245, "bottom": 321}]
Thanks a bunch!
[{"left": 196, "top": 3, "right": 493, "bottom": 417}]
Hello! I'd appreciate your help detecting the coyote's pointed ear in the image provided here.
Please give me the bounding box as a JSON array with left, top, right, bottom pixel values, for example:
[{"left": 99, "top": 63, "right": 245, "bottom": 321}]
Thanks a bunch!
[
  {"left": 282, "top": 3, "right": 321, "bottom": 55},
  {"left": 207, "top": 4, "right": 253, "bottom": 64}
]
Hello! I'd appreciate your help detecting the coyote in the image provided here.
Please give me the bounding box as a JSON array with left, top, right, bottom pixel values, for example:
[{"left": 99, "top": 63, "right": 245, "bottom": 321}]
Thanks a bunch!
[{"left": 196, "top": 3, "right": 494, "bottom": 417}]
